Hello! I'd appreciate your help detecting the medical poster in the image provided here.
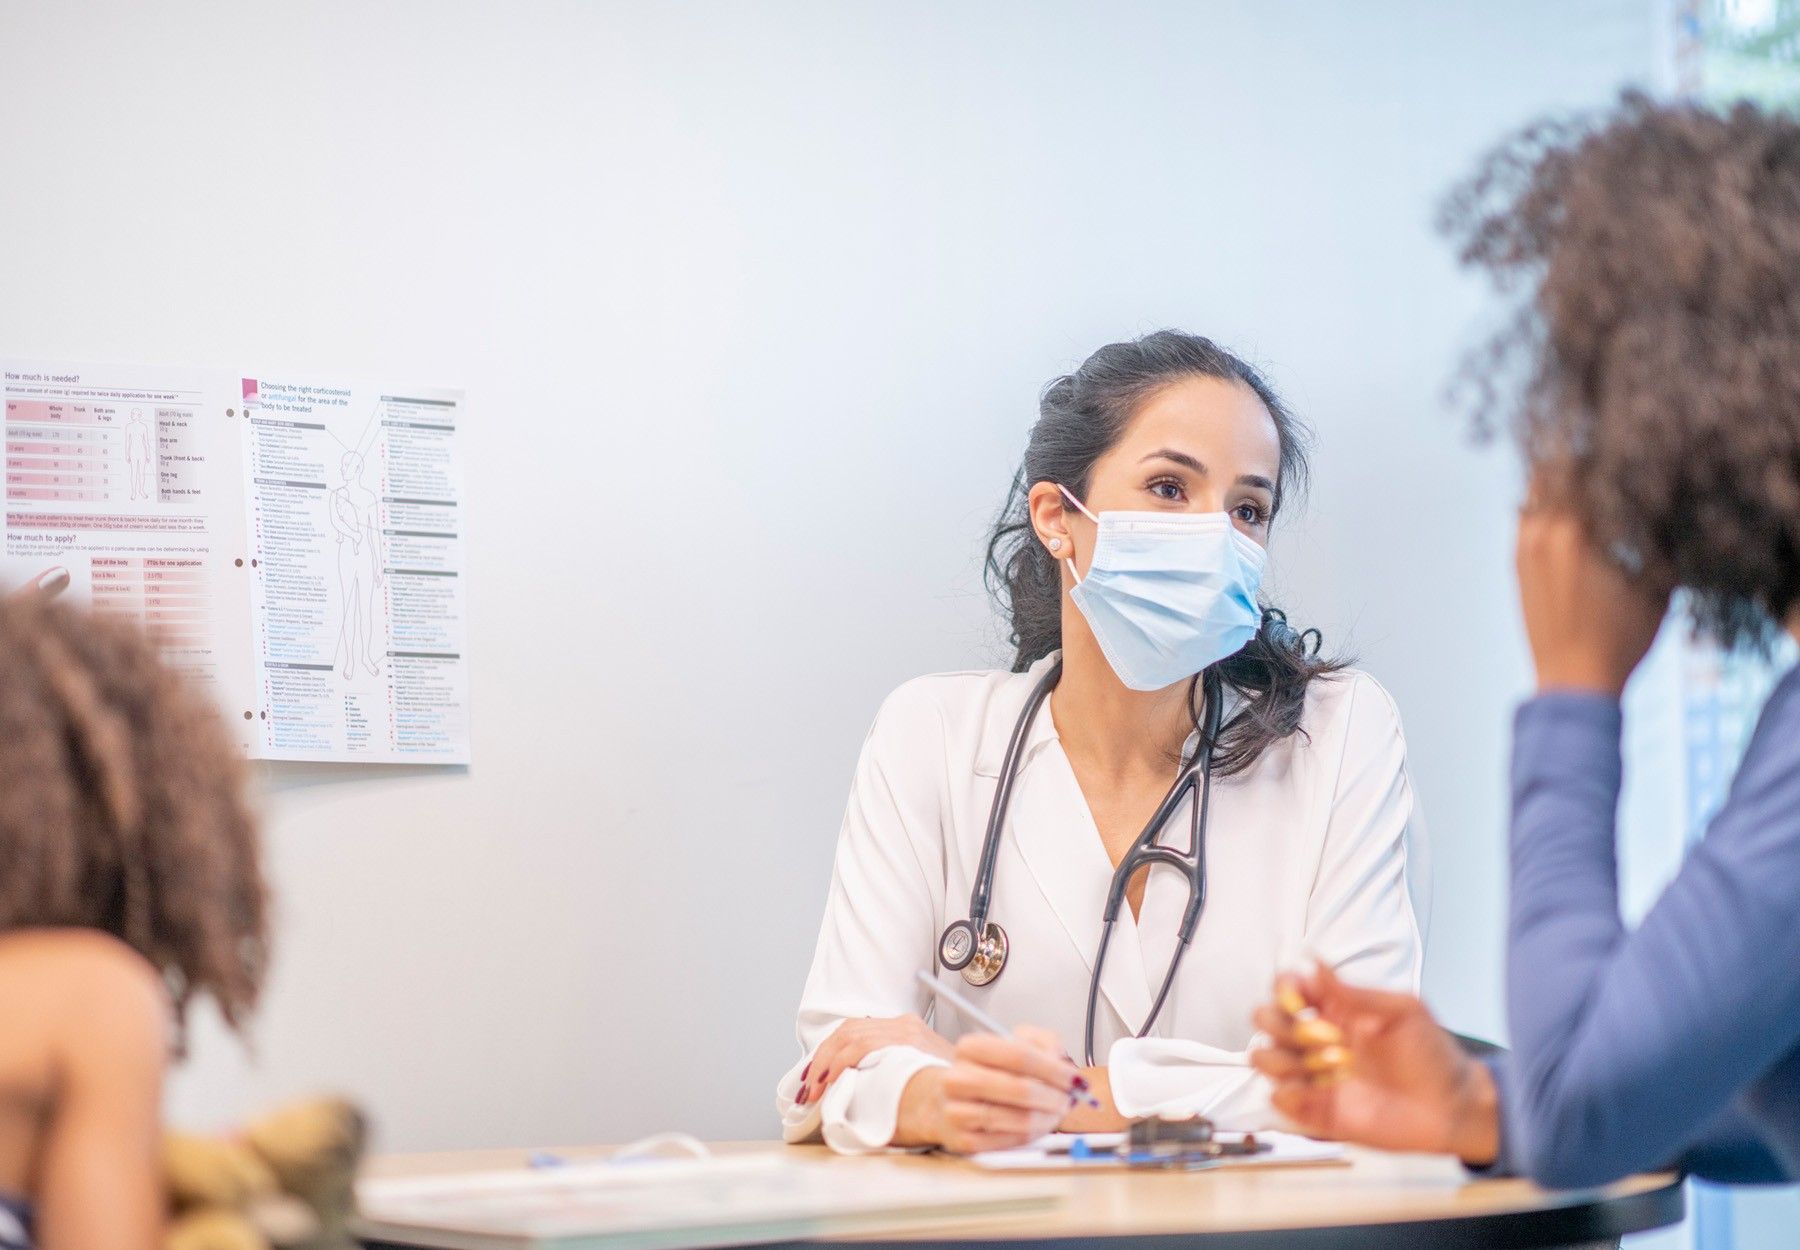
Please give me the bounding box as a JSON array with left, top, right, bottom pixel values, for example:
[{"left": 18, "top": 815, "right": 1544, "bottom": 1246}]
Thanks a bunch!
[
  {"left": 3, "top": 357, "right": 470, "bottom": 765},
  {"left": 240, "top": 374, "right": 469, "bottom": 763},
  {"left": 0, "top": 361, "right": 255, "bottom": 717}
]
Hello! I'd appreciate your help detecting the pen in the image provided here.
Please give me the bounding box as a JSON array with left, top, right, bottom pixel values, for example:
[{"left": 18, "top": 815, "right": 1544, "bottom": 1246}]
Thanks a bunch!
[{"left": 914, "top": 969, "right": 1100, "bottom": 1107}]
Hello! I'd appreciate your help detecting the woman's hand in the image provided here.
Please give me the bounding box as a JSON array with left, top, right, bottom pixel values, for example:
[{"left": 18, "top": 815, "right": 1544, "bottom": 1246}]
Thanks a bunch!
[
  {"left": 894, "top": 1027, "right": 1087, "bottom": 1153},
  {"left": 1250, "top": 965, "right": 1499, "bottom": 1166},
  {"left": 7, "top": 566, "right": 70, "bottom": 601},
  {"left": 1517, "top": 484, "right": 1669, "bottom": 698},
  {"left": 1057, "top": 1066, "right": 1128, "bottom": 1133},
  {"left": 796, "top": 1014, "right": 953, "bottom": 1106}
]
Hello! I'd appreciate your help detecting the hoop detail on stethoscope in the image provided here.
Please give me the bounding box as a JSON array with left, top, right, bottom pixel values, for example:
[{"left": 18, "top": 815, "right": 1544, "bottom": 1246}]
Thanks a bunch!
[{"left": 937, "top": 659, "right": 1225, "bottom": 1065}]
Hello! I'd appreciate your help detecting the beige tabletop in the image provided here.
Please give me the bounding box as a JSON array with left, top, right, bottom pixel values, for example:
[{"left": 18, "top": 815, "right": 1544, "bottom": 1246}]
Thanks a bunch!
[{"left": 361, "top": 1140, "right": 1684, "bottom": 1249}]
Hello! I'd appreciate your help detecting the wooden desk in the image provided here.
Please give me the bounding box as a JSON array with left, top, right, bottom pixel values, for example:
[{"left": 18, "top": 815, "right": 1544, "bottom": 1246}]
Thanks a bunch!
[{"left": 361, "top": 1141, "right": 1683, "bottom": 1250}]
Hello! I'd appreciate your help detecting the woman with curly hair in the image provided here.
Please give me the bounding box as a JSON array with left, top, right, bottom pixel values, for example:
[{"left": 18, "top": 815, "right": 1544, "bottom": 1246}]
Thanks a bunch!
[
  {"left": 0, "top": 590, "right": 269, "bottom": 1247},
  {"left": 1252, "top": 92, "right": 1800, "bottom": 1186}
]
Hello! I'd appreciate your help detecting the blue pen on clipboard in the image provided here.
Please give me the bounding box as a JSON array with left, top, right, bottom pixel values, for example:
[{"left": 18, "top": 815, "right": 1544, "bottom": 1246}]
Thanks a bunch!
[{"left": 914, "top": 969, "right": 1100, "bottom": 1109}]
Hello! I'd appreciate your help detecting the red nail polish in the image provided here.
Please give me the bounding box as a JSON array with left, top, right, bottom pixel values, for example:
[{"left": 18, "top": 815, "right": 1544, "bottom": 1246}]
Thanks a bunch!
[
  {"left": 818, "top": 1069, "right": 830, "bottom": 1084},
  {"left": 797, "top": 1086, "right": 809, "bottom": 1105},
  {"left": 801, "top": 1063, "right": 811, "bottom": 1082},
  {"left": 1071, "top": 1074, "right": 1091, "bottom": 1092}
]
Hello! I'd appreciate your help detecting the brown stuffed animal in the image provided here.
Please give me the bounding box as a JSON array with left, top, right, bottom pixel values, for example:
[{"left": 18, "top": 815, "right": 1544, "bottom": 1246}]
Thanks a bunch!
[{"left": 164, "top": 1097, "right": 367, "bottom": 1250}]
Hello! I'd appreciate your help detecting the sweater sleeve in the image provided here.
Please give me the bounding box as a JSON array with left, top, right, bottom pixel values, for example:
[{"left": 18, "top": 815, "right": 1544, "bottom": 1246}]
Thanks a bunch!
[
  {"left": 1478, "top": 1055, "right": 1788, "bottom": 1183},
  {"left": 1501, "top": 689, "right": 1800, "bottom": 1187}
]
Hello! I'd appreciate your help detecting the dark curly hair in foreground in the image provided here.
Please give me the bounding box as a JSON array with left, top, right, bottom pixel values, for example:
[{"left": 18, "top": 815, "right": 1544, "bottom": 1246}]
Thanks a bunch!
[
  {"left": 1442, "top": 90, "right": 1800, "bottom": 648},
  {"left": 0, "top": 593, "right": 268, "bottom": 1032}
]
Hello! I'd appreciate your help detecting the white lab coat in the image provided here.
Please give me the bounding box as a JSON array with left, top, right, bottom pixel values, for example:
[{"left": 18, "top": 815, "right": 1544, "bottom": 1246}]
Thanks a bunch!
[{"left": 778, "top": 652, "right": 1426, "bottom": 1153}]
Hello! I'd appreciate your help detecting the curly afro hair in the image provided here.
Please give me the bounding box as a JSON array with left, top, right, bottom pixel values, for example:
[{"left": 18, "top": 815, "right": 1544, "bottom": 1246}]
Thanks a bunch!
[
  {"left": 1442, "top": 90, "right": 1800, "bottom": 648},
  {"left": 0, "top": 593, "right": 269, "bottom": 1033}
]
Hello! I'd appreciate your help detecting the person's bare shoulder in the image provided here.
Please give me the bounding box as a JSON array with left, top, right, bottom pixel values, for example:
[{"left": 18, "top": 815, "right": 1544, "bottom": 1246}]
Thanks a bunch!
[
  {"left": 0, "top": 931, "right": 166, "bottom": 1119},
  {"left": 0, "top": 930, "right": 170, "bottom": 1070},
  {"left": 0, "top": 928, "right": 163, "bottom": 999}
]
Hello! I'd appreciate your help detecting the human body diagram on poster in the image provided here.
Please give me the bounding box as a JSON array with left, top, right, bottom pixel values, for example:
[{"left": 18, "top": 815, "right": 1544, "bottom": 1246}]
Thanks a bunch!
[{"left": 329, "top": 407, "right": 383, "bottom": 681}]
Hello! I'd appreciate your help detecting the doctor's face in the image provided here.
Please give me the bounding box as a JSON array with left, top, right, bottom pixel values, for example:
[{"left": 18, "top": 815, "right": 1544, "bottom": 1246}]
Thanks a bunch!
[{"left": 1075, "top": 375, "right": 1281, "bottom": 546}]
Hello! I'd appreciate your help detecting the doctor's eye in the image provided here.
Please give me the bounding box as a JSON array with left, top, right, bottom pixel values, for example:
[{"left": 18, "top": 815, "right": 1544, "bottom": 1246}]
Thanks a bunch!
[
  {"left": 1233, "top": 501, "right": 1270, "bottom": 526},
  {"left": 1147, "top": 476, "right": 1186, "bottom": 503}
]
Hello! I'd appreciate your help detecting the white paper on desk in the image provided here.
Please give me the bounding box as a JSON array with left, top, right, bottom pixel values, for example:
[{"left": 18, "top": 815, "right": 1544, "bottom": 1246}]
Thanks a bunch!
[
  {"left": 968, "top": 1130, "right": 1346, "bottom": 1171},
  {"left": 355, "top": 1154, "right": 1062, "bottom": 1249}
]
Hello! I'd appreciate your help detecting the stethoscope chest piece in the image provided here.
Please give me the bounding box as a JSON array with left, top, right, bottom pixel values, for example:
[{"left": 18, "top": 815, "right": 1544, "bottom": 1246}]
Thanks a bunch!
[{"left": 939, "top": 919, "right": 1008, "bottom": 987}]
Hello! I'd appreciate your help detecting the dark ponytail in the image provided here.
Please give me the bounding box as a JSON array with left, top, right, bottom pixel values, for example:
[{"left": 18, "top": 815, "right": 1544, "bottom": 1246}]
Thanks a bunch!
[{"left": 982, "top": 329, "right": 1347, "bottom": 778}]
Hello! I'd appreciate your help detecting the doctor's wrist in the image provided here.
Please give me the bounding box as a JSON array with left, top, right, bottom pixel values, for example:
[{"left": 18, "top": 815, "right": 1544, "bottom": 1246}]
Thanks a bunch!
[
  {"left": 893, "top": 1066, "right": 949, "bottom": 1148},
  {"left": 1058, "top": 1066, "right": 1126, "bottom": 1133}
]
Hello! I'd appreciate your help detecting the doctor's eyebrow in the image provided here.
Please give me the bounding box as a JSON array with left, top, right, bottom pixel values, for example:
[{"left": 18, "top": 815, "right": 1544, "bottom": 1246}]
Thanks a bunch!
[{"left": 1139, "top": 449, "right": 1275, "bottom": 493}]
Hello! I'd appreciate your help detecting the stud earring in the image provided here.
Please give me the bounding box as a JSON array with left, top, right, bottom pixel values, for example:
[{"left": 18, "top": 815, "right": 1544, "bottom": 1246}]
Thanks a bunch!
[{"left": 1049, "top": 538, "right": 1063, "bottom": 551}]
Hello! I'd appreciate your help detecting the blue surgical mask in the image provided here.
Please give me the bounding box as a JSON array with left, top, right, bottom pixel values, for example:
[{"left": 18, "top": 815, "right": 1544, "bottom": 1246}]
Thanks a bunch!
[{"left": 1058, "top": 485, "right": 1266, "bottom": 691}]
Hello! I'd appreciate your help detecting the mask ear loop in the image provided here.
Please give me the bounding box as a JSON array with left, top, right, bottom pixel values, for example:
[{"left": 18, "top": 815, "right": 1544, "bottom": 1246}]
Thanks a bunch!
[{"left": 1056, "top": 485, "right": 1099, "bottom": 586}]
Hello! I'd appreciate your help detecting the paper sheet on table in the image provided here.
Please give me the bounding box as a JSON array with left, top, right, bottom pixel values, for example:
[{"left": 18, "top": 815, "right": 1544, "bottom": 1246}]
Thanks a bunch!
[
  {"left": 968, "top": 1130, "right": 1347, "bottom": 1171},
  {"left": 355, "top": 1154, "right": 1062, "bottom": 1250}
]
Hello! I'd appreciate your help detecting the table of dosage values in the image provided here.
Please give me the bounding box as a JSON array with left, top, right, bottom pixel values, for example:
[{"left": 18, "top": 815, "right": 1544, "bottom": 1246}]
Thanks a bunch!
[{"left": 2, "top": 360, "right": 470, "bottom": 765}]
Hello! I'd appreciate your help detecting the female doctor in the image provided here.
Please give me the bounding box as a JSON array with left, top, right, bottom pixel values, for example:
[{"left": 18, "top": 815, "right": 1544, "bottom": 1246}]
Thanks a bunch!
[{"left": 778, "top": 330, "right": 1424, "bottom": 1153}]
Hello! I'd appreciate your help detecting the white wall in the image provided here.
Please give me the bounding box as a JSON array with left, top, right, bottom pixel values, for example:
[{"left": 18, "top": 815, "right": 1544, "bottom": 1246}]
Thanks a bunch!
[{"left": 0, "top": 1, "right": 1659, "bottom": 1151}]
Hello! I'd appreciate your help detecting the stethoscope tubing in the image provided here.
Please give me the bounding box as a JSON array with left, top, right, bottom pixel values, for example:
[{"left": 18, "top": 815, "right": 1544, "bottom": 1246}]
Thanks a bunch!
[
  {"left": 1084, "top": 677, "right": 1219, "bottom": 1063},
  {"left": 944, "top": 660, "right": 1225, "bottom": 1066},
  {"left": 967, "top": 660, "right": 1060, "bottom": 930}
]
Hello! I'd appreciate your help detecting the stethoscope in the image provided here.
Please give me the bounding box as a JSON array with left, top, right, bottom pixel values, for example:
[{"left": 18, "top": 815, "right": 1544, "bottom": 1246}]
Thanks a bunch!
[{"left": 936, "top": 658, "right": 1225, "bottom": 1066}]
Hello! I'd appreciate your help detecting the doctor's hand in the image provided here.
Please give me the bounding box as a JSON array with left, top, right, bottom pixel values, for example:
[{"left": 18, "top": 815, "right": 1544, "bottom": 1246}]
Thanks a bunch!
[
  {"left": 796, "top": 1014, "right": 953, "bottom": 1106},
  {"left": 1517, "top": 479, "right": 1669, "bottom": 698},
  {"left": 1250, "top": 965, "right": 1499, "bottom": 1166},
  {"left": 894, "top": 1026, "right": 1085, "bottom": 1154}
]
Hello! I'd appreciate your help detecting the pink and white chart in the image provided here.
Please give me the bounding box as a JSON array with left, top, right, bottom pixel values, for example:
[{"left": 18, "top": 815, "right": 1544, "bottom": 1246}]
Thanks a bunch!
[{"left": 2, "top": 358, "right": 469, "bottom": 765}]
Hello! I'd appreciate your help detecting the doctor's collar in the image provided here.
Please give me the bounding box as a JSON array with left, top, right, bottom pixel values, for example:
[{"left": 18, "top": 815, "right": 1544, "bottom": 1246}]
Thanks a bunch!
[
  {"left": 972, "top": 651, "right": 1232, "bottom": 778},
  {"left": 973, "top": 652, "right": 1063, "bottom": 779}
]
